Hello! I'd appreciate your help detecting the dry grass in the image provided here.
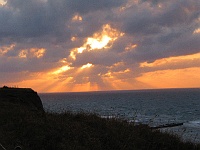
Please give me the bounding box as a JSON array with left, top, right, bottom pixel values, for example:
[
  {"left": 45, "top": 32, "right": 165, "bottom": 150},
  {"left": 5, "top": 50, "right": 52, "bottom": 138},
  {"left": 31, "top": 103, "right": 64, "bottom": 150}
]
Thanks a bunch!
[{"left": 1, "top": 101, "right": 200, "bottom": 150}]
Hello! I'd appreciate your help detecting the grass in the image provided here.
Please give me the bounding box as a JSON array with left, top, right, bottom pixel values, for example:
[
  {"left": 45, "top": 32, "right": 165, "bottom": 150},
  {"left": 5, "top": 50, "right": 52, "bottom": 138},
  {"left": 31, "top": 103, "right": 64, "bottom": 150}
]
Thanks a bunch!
[{"left": 1, "top": 101, "right": 200, "bottom": 150}]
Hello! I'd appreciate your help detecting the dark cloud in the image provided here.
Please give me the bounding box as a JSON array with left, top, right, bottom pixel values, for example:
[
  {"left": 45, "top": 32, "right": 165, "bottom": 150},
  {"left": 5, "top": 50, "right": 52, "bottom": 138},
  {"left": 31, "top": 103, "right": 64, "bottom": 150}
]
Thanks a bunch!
[
  {"left": 1, "top": 0, "right": 70, "bottom": 41},
  {"left": 121, "top": 0, "right": 200, "bottom": 35},
  {"left": 0, "top": 0, "right": 126, "bottom": 41},
  {"left": 66, "top": 0, "right": 127, "bottom": 14}
]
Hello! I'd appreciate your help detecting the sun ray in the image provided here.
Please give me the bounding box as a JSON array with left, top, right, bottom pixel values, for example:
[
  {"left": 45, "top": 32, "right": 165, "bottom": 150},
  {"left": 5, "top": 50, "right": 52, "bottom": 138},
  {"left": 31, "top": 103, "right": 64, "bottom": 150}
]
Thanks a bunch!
[
  {"left": 81, "top": 63, "right": 93, "bottom": 69},
  {"left": 69, "top": 24, "right": 124, "bottom": 60},
  {"left": 52, "top": 65, "right": 71, "bottom": 75}
]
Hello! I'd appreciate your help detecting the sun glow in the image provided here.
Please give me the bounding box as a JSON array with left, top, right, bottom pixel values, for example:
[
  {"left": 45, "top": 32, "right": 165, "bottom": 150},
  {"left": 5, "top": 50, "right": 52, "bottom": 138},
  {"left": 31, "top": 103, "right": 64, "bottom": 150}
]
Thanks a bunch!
[
  {"left": 137, "top": 67, "right": 200, "bottom": 89},
  {"left": 119, "top": 0, "right": 138, "bottom": 12},
  {"left": 140, "top": 52, "right": 200, "bottom": 68},
  {"left": 71, "top": 36, "right": 77, "bottom": 41},
  {"left": 69, "top": 24, "right": 124, "bottom": 60},
  {"left": 30, "top": 48, "right": 46, "bottom": 58},
  {"left": 18, "top": 50, "right": 28, "bottom": 58},
  {"left": 52, "top": 65, "right": 71, "bottom": 75},
  {"left": 0, "top": 44, "right": 15, "bottom": 56},
  {"left": 137, "top": 53, "right": 200, "bottom": 89},
  {"left": 17, "top": 48, "right": 46, "bottom": 59},
  {"left": 125, "top": 44, "right": 137, "bottom": 51},
  {"left": 81, "top": 63, "right": 93, "bottom": 69},
  {"left": 86, "top": 35, "right": 111, "bottom": 50},
  {"left": 72, "top": 14, "right": 83, "bottom": 22},
  {"left": 0, "top": 0, "right": 7, "bottom": 6},
  {"left": 193, "top": 28, "right": 200, "bottom": 34}
]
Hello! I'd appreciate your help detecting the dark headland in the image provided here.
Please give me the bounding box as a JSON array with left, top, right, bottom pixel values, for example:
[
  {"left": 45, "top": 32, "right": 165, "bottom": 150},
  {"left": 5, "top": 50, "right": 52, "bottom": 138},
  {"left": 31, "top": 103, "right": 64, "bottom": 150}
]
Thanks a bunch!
[
  {"left": 0, "top": 87, "right": 44, "bottom": 112},
  {"left": 0, "top": 87, "right": 200, "bottom": 150}
]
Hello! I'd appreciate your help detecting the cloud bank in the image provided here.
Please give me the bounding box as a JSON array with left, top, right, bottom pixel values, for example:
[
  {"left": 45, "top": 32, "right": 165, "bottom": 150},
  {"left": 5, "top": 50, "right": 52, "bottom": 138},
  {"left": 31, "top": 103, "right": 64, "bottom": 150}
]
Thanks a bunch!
[{"left": 0, "top": 0, "right": 200, "bottom": 92}]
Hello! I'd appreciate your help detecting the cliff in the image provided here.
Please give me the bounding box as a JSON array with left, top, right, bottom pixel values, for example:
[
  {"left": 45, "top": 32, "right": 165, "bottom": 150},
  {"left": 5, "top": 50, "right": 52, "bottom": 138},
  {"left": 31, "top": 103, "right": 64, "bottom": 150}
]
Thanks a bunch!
[
  {"left": 0, "top": 88, "right": 200, "bottom": 150},
  {"left": 0, "top": 87, "right": 44, "bottom": 112}
]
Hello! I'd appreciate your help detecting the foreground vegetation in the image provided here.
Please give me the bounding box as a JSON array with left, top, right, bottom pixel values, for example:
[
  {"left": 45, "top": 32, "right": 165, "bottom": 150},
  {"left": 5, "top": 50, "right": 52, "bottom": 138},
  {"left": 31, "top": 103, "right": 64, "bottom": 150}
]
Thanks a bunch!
[{"left": 1, "top": 101, "right": 200, "bottom": 150}]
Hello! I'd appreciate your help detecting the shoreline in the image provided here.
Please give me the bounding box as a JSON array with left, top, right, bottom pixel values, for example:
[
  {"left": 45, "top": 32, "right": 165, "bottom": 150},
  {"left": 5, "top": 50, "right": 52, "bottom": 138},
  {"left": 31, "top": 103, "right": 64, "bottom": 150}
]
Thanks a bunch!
[{"left": 1, "top": 88, "right": 200, "bottom": 149}]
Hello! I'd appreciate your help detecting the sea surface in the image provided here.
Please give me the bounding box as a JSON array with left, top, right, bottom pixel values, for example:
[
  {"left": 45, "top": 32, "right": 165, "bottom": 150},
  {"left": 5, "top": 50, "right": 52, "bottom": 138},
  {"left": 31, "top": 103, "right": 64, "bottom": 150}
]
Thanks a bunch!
[{"left": 39, "top": 88, "right": 200, "bottom": 143}]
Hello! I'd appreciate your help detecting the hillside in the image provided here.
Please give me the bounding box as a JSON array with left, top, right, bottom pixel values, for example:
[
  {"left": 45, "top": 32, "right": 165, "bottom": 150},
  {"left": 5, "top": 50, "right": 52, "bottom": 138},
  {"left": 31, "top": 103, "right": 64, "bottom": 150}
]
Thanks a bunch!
[{"left": 0, "top": 87, "right": 200, "bottom": 150}]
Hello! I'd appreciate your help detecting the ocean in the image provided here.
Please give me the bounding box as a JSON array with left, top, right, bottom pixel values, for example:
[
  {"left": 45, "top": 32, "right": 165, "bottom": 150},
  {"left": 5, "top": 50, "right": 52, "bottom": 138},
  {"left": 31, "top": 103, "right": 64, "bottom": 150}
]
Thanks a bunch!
[{"left": 39, "top": 88, "right": 200, "bottom": 143}]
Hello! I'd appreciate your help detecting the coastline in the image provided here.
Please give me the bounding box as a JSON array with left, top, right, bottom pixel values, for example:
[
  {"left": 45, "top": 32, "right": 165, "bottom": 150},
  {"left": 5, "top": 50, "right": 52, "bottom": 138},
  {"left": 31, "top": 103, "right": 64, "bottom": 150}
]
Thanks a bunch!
[{"left": 1, "top": 88, "right": 200, "bottom": 150}]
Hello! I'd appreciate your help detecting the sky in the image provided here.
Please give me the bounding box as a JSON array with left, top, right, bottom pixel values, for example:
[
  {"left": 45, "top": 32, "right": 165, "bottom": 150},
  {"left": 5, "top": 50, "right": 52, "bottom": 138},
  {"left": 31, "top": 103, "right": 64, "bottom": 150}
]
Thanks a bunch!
[{"left": 0, "top": 0, "right": 200, "bottom": 92}]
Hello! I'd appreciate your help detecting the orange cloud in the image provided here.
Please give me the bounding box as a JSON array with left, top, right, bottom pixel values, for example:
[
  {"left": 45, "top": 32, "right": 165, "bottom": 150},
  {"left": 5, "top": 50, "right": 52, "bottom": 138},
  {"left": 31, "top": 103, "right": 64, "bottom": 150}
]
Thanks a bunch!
[
  {"left": 0, "top": 44, "right": 15, "bottom": 56},
  {"left": 69, "top": 24, "right": 124, "bottom": 60},
  {"left": 18, "top": 50, "right": 28, "bottom": 58},
  {"left": 17, "top": 48, "right": 46, "bottom": 59},
  {"left": 137, "top": 53, "right": 200, "bottom": 89},
  {"left": 125, "top": 44, "right": 137, "bottom": 51},
  {"left": 136, "top": 67, "right": 200, "bottom": 89},
  {"left": 81, "top": 63, "right": 93, "bottom": 69},
  {"left": 193, "top": 28, "right": 200, "bottom": 34},
  {"left": 30, "top": 48, "right": 46, "bottom": 58},
  {"left": 140, "top": 52, "right": 200, "bottom": 68},
  {"left": 72, "top": 14, "right": 83, "bottom": 22},
  {"left": 4, "top": 50, "right": 200, "bottom": 93},
  {"left": 52, "top": 65, "right": 71, "bottom": 75}
]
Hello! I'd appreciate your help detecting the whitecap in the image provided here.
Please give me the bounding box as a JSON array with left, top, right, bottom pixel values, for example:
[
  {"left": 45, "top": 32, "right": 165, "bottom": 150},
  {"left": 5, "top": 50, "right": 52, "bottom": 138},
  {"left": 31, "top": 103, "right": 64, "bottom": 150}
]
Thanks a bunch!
[
  {"left": 128, "top": 119, "right": 141, "bottom": 124},
  {"left": 101, "top": 115, "right": 116, "bottom": 119},
  {"left": 184, "top": 120, "right": 200, "bottom": 128}
]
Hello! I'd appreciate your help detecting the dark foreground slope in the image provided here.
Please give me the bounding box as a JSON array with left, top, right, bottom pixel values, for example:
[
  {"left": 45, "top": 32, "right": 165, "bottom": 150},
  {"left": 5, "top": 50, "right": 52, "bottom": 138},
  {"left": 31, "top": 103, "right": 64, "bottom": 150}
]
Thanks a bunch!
[{"left": 0, "top": 88, "right": 200, "bottom": 150}]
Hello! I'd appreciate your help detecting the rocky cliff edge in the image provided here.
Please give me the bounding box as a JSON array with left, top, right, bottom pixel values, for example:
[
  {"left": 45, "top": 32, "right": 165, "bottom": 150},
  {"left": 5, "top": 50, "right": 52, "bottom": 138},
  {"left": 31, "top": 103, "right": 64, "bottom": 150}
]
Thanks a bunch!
[{"left": 0, "top": 87, "right": 44, "bottom": 112}]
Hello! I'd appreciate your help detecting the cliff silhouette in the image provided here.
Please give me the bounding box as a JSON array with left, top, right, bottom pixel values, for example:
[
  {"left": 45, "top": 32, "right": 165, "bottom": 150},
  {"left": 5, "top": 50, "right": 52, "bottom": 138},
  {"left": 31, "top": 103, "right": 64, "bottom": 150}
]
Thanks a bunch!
[
  {"left": 0, "top": 87, "right": 200, "bottom": 150},
  {"left": 0, "top": 87, "right": 44, "bottom": 112}
]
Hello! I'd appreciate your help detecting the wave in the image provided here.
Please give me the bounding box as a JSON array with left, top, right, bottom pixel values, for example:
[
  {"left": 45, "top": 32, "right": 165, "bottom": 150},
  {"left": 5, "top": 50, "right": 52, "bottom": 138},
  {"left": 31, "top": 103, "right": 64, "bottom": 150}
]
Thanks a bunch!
[{"left": 184, "top": 120, "right": 200, "bottom": 128}]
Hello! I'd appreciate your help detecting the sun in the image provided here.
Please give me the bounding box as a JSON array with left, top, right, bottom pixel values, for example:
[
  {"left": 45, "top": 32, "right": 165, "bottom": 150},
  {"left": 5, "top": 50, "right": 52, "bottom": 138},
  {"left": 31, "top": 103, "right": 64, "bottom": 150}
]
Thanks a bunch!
[
  {"left": 69, "top": 24, "right": 124, "bottom": 60},
  {"left": 81, "top": 63, "right": 93, "bottom": 69},
  {"left": 86, "top": 35, "right": 111, "bottom": 50},
  {"left": 0, "top": 0, "right": 7, "bottom": 6}
]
